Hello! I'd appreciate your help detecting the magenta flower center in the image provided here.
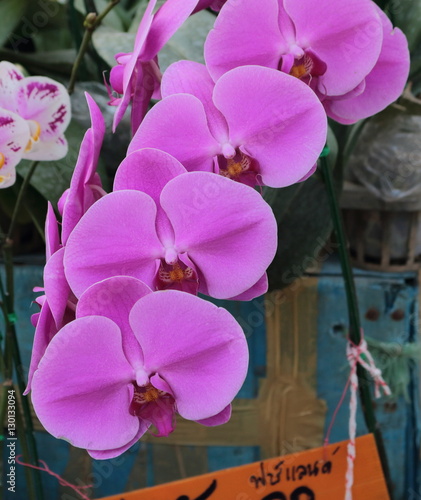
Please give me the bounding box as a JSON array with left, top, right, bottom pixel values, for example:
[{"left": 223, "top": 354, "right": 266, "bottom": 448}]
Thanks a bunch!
[
  {"left": 282, "top": 50, "right": 327, "bottom": 90},
  {"left": 290, "top": 53, "right": 314, "bottom": 80},
  {"left": 217, "top": 149, "right": 260, "bottom": 187},
  {"left": 130, "top": 381, "right": 177, "bottom": 437},
  {"left": 130, "top": 382, "right": 170, "bottom": 415},
  {"left": 156, "top": 259, "right": 199, "bottom": 295}
]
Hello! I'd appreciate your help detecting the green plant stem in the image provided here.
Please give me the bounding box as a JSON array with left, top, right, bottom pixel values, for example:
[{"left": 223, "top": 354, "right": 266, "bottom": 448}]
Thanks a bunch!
[
  {"left": 319, "top": 154, "right": 392, "bottom": 497},
  {"left": 6, "top": 161, "right": 40, "bottom": 244},
  {"left": 68, "top": 0, "right": 121, "bottom": 94}
]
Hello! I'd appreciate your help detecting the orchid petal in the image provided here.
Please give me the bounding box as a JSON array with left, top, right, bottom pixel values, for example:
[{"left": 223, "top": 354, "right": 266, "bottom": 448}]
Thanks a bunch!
[
  {"left": 161, "top": 172, "right": 277, "bottom": 298},
  {"left": 193, "top": 0, "right": 226, "bottom": 13},
  {"left": 16, "top": 77, "right": 71, "bottom": 141},
  {"left": 31, "top": 316, "right": 139, "bottom": 451},
  {"left": 196, "top": 404, "right": 232, "bottom": 426},
  {"left": 61, "top": 94, "right": 105, "bottom": 244},
  {"left": 141, "top": 0, "right": 199, "bottom": 61},
  {"left": 324, "top": 8, "right": 409, "bottom": 124},
  {"left": 0, "top": 168, "right": 16, "bottom": 189},
  {"left": 64, "top": 191, "right": 164, "bottom": 298},
  {"left": 129, "top": 94, "right": 221, "bottom": 172},
  {"left": 112, "top": 0, "right": 156, "bottom": 131},
  {"left": 23, "top": 135, "right": 68, "bottom": 161},
  {"left": 204, "top": 0, "right": 284, "bottom": 81},
  {"left": 0, "top": 108, "right": 30, "bottom": 173},
  {"left": 43, "top": 248, "right": 71, "bottom": 329},
  {"left": 130, "top": 62, "right": 155, "bottom": 133},
  {"left": 129, "top": 291, "right": 248, "bottom": 420},
  {"left": 24, "top": 301, "right": 57, "bottom": 395},
  {"left": 212, "top": 66, "right": 327, "bottom": 187},
  {"left": 284, "top": 0, "right": 383, "bottom": 96},
  {"left": 162, "top": 61, "right": 229, "bottom": 143},
  {"left": 45, "top": 202, "right": 60, "bottom": 260},
  {"left": 114, "top": 148, "right": 186, "bottom": 244},
  {"left": 114, "top": 148, "right": 186, "bottom": 200},
  {"left": 0, "top": 61, "right": 23, "bottom": 110},
  {"left": 77, "top": 277, "right": 151, "bottom": 369},
  {"left": 227, "top": 273, "right": 268, "bottom": 301},
  {"left": 88, "top": 422, "right": 149, "bottom": 459},
  {"left": 110, "top": 64, "right": 124, "bottom": 95}
]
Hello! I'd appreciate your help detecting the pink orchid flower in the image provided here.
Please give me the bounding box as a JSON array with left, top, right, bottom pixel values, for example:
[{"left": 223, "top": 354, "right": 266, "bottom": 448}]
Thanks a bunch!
[
  {"left": 322, "top": 6, "right": 409, "bottom": 124},
  {"left": 128, "top": 64, "right": 327, "bottom": 188},
  {"left": 109, "top": 0, "right": 199, "bottom": 133},
  {"left": 0, "top": 107, "right": 30, "bottom": 188},
  {"left": 31, "top": 276, "right": 248, "bottom": 459},
  {"left": 64, "top": 148, "right": 277, "bottom": 300},
  {"left": 58, "top": 92, "right": 106, "bottom": 245},
  {"left": 0, "top": 61, "right": 70, "bottom": 161},
  {"left": 205, "top": 0, "right": 382, "bottom": 93},
  {"left": 192, "top": 0, "right": 226, "bottom": 13},
  {"left": 204, "top": 0, "right": 408, "bottom": 121}
]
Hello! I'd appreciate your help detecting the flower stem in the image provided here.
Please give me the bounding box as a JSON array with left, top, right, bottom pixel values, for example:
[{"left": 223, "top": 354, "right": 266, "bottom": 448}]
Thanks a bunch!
[
  {"left": 319, "top": 153, "right": 392, "bottom": 496},
  {"left": 68, "top": 0, "right": 121, "bottom": 95},
  {"left": 6, "top": 160, "right": 40, "bottom": 244}
]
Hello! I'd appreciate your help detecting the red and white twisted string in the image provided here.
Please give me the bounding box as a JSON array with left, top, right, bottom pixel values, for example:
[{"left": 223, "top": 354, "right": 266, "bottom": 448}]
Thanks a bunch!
[{"left": 345, "top": 336, "right": 391, "bottom": 500}]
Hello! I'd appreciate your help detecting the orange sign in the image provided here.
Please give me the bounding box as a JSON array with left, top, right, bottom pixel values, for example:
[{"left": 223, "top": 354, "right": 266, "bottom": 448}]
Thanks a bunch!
[{"left": 98, "top": 434, "right": 388, "bottom": 500}]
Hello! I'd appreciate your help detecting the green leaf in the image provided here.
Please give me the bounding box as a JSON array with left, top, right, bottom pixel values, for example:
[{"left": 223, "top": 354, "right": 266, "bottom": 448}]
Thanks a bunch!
[
  {"left": 128, "top": 0, "right": 164, "bottom": 32},
  {"left": 94, "top": 7, "right": 215, "bottom": 71},
  {"left": 0, "top": 49, "right": 77, "bottom": 79},
  {"left": 92, "top": 26, "right": 135, "bottom": 67},
  {"left": 158, "top": 10, "right": 215, "bottom": 71},
  {"left": 0, "top": 0, "right": 28, "bottom": 48},
  {"left": 267, "top": 130, "right": 339, "bottom": 290},
  {"left": 0, "top": 176, "right": 47, "bottom": 241},
  {"left": 388, "top": 0, "right": 421, "bottom": 52}
]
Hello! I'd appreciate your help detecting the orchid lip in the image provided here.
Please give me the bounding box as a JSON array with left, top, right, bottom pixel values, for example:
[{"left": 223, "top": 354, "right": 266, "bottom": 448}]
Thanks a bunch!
[
  {"left": 25, "top": 120, "right": 42, "bottom": 152},
  {"left": 0, "top": 173, "right": 12, "bottom": 185},
  {"left": 0, "top": 153, "right": 5, "bottom": 169},
  {"left": 129, "top": 382, "right": 171, "bottom": 415}
]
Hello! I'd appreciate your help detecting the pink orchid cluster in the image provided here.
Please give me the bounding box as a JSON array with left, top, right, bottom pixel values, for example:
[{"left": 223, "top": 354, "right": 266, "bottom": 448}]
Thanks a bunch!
[
  {"left": 0, "top": 62, "right": 70, "bottom": 188},
  {"left": 27, "top": 0, "right": 409, "bottom": 460}
]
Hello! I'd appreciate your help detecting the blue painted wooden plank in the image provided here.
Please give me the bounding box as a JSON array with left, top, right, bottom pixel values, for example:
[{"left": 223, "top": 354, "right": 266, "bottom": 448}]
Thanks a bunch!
[
  {"left": 206, "top": 296, "right": 266, "bottom": 471},
  {"left": 206, "top": 446, "right": 260, "bottom": 473},
  {"left": 92, "top": 441, "right": 143, "bottom": 498},
  {"left": 206, "top": 297, "right": 267, "bottom": 398},
  {"left": 316, "top": 267, "right": 420, "bottom": 500}
]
